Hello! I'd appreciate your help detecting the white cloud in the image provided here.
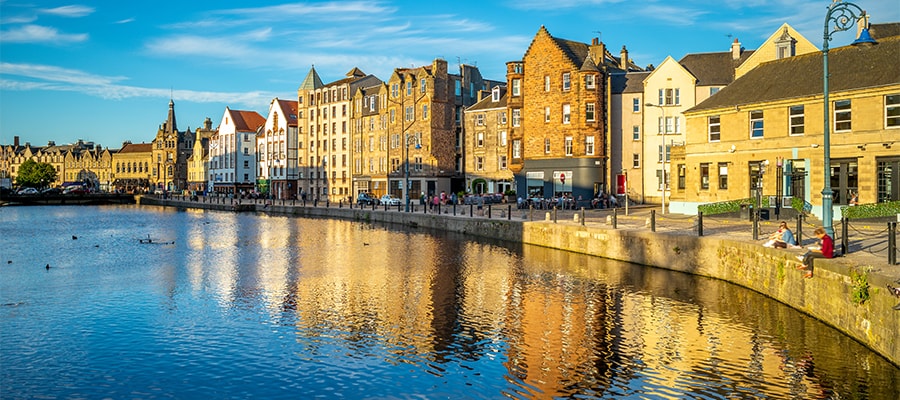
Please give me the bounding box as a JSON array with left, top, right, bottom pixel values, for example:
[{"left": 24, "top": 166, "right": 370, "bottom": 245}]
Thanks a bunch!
[
  {"left": 0, "top": 62, "right": 276, "bottom": 106},
  {"left": 0, "top": 24, "right": 88, "bottom": 43},
  {"left": 40, "top": 5, "right": 95, "bottom": 18},
  {"left": 115, "top": 18, "right": 135, "bottom": 24}
]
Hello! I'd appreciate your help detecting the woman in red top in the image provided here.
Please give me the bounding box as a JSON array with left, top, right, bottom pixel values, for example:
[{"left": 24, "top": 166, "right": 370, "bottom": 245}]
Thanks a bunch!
[{"left": 797, "top": 226, "right": 833, "bottom": 278}]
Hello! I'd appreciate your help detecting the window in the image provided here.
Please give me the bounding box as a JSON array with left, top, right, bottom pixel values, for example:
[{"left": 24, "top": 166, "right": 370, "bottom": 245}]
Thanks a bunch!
[
  {"left": 455, "top": 80, "right": 462, "bottom": 96},
  {"left": 544, "top": 138, "right": 551, "bottom": 154},
  {"left": 790, "top": 105, "right": 805, "bottom": 135},
  {"left": 391, "top": 83, "right": 399, "bottom": 97},
  {"left": 708, "top": 116, "right": 721, "bottom": 142},
  {"left": 562, "top": 104, "right": 571, "bottom": 124},
  {"left": 544, "top": 75, "right": 550, "bottom": 91},
  {"left": 562, "top": 73, "right": 571, "bottom": 91},
  {"left": 406, "top": 80, "right": 412, "bottom": 96},
  {"left": 499, "top": 155, "right": 508, "bottom": 170},
  {"left": 512, "top": 109, "right": 521, "bottom": 127},
  {"left": 243, "top": 160, "right": 249, "bottom": 169},
  {"left": 476, "top": 114, "right": 485, "bottom": 126},
  {"left": 718, "top": 163, "right": 728, "bottom": 189},
  {"left": 585, "top": 103, "right": 595, "bottom": 121},
  {"left": 632, "top": 153, "right": 640, "bottom": 168},
  {"left": 750, "top": 110, "right": 764, "bottom": 138},
  {"left": 422, "top": 105, "right": 428, "bottom": 119},
  {"left": 492, "top": 87, "right": 500, "bottom": 102},
  {"left": 499, "top": 131, "right": 507, "bottom": 147},
  {"left": 512, "top": 139, "right": 522, "bottom": 159},
  {"left": 658, "top": 144, "right": 670, "bottom": 163},
  {"left": 633, "top": 125, "right": 640, "bottom": 140},
  {"left": 678, "top": 164, "right": 686, "bottom": 189},
  {"left": 405, "top": 106, "right": 413, "bottom": 121},
  {"left": 585, "top": 136, "right": 594, "bottom": 155},
  {"left": 585, "top": 75, "right": 595, "bottom": 89},
  {"left": 633, "top": 98, "right": 640, "bottom": 112},
  {"left": 544, "top": 107, "right": 551, "bottom": 123},
  {"left": 512, "top": 79, "right": 521, "bottom": 96},
  {"left": 658, "top": 116, "right": 678, "bottom": 134},
  {"left": 886, "top": 94, "right": 900, "bottom": 128},
  {"left": 475, "top": 156, "right": 484, "bottom": 171},
  {"left": 420, "top": 78, "right": 426, "bottom": 93},
  {"left": 499, "top": 111, "right": 507, "bottom": 125},
  {"left": 243, "top": 147, "right": 249, "bottom": 155},
  {"left": 477, "top": 132, "right": 484, "bottom": 147},
  {"left": 834, "top": 99, "right": 851, "bottom": 132},
  {"left": 710, "top": 87, "right": 720, "bottom": 96},
  {"left": 565, "top": 137, "right": 573, "bottom": 156},
  {"left": 829, "top": 159, "right": 858, "bottom": 205},
  {"left": 700, "top": 163, "right": 710, "bottom": 189}
]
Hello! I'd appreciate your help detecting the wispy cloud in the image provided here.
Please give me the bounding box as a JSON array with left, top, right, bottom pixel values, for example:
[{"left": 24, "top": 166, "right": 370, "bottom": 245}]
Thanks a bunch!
[
  {"left": 0, "top": 62, "right": 276, "bottom": 105},
  {"left": 510, "top": 0, "right": 625, "bottom": 11},
  {"left": 40, "top": 5, "right": 94, "bottom": 18},
  {"left": 0, "top": 24, "right": 88, "bottom": 43},
  {"left": 115, "top": 18, "right": 135, "bottom": 24}
]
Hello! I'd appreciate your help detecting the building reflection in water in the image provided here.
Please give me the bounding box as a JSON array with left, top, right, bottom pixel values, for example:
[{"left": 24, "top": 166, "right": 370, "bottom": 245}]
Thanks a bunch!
[{"left": 160, "top": 209, "right": 896, "bottom": 398}]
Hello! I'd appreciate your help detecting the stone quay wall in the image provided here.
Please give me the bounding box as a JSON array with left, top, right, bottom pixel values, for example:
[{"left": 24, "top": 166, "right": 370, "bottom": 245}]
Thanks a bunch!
[{"left": 140, "top": 196, "right": 899, "bottom": 366}]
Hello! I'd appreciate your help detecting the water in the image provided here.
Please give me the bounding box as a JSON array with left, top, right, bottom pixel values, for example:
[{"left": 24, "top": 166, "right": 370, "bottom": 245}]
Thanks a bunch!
[{"left": 1, "top": 205, "right": 897, "bottom": 399}]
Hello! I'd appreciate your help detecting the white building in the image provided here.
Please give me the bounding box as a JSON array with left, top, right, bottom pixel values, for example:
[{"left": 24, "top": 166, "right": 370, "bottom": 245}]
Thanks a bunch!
[
  {"left": 257, "top": 98, "right": 299, "bottom": 199},
  {"left": 208, "top": 107, "right": 265, "bottom": 195}
]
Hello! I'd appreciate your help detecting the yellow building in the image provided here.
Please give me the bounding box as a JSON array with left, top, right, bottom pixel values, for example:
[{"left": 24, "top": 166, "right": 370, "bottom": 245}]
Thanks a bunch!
[
  {"left": 463, "top": 86, "right": 514, "bottom": 194},
  {"left": 1, "top": 137, "right": 113, "bottom": 190},
  {"left": 112, "top": 142, "right": 153, "bottom": 193},
  {"left": 673, "top": 32, "right": 900, "bottom": 220}
]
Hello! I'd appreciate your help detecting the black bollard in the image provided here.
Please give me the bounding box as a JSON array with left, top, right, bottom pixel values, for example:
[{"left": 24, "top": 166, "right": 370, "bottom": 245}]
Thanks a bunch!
[
  {"left": 841, "top": 218, "right": 849, "bottom": 255},
  {"left": 796, "top": 214, "right": 803, "bottom": 245},
  {"left": 612, "top": 207, "right": 617, "bottom": 229},
  {"left": 651, "top": 210, "right": 656, "bottom": 232},
  {"left": 580, "top": 207, "right": 585, "bottom": 226},
  {"left": 507, "top": 205, "right": 512, "bottom": 221},
  {"left": 752, "top": 209, "right": 759, "bottom": 241},
  {"left": 470, "top": 204, "right": 473, "bottom": 217},
  {"left": 888, "top": 222, "right": 897, "bottom": 265},
  {"left": 488, "top": 205, "right": 491, "bottom": 219},
  {"left": 698, "top": 211, "right": 704, "bottom": 236}
]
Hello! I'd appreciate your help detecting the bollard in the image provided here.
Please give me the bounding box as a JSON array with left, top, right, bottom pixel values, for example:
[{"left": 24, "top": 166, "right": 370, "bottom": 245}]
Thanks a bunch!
[
  {"left": 651, "top": 210, "right": 656, "bottom": 232},
  {"left": 508, "top": 205, "right": 511, "bottom": 220},
  {"left": 488, "top": 205, "right": 492, "bottom": 219},
  {"left": 698, "top": 211, "right": 704, "bottom": 237},
  {"left": 470, "top": 204, "right": 473, "bottom": 217},
  {"left": 888, "top": 222, "right": 897, "bottom": 265},
  {"left": 841, "top": 218, "right": 849, "bottom": 255},
  {"left": 581, "top": 207, "right": 585, "bottom": 226},
  {"left": 752, "top": 209, "right": 759, "bottom": 241},
  {"left": 796, "top": 214, "right": 803, "bottom": 245},
  {"left": 612, "top": 208, "right": 617, "bottom": 229},
  {"left": 453, "top": 204, "right": 456, "bottom": 216}
]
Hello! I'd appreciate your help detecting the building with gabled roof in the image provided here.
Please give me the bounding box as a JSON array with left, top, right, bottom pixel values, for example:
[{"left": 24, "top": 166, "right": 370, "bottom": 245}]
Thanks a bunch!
[
  {"left": 258, "top": 98, "right": 299, "bottom": 199},
  {"left": 113, "top": 142, "right": 153, "bottom": 193},
  {"left": 187, "top": 117, "right": 216, "bottom": 193},
  {"left": 463, "top": 86, "right": 513, "bottom": 195},
  {"left": 298, "top": 66, "right": 381, "bottom": 202},
  {"left": 673, "top": 31, "right": 900, "bottom": 218},
  {"left": 208, "top": 107, "right": 266, "bottom": 195}
]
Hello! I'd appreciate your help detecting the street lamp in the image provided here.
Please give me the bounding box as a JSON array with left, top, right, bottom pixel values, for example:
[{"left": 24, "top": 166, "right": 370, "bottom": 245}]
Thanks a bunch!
[
  {"left": 645, "top": 102, "right": 671, "bottom": 214},
  {"left": 821, "top": 0, "right": 876, "bottom": 238},
  {"left": 404, "top": 133, "right": 421, "bottom": 212}
]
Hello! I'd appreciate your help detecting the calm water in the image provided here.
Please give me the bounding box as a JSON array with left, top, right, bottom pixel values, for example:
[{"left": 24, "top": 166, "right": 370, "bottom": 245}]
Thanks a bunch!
[{"left": 1, "top": 205, "right": 897, "bottom": 399}]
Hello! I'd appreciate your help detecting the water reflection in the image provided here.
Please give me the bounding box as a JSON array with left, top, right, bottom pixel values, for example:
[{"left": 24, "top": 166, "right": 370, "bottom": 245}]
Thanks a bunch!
[{"left": 1, "top": 205, "right": 896, "bottom": 399}]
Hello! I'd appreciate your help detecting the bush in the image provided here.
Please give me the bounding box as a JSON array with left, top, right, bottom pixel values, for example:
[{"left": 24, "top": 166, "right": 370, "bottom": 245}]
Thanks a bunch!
[{"left": 841, "top": 200, "right": 900, "bottom": 219}]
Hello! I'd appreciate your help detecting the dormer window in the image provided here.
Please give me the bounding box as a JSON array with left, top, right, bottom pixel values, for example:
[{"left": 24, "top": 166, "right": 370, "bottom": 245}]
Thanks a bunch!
[
  {"left": 492, "top": 87, "right": 500, "bottom": 102},
  {"left": 775, "top": 27, "right": 796, "bottom": 59}
]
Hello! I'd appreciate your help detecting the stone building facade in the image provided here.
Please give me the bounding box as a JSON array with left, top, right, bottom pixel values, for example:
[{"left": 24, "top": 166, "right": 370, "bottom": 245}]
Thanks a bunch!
[
  {"left": 187, "top": 117, "right": 215, "bottom": 193},
  {"left": 150, "top": 99, "right": 189, "bottom": 191},
  {"left": 1, "top": 136, "right": 113, "bottom": 190},
  {"left": 462, "top": 86, "right": 513, "bottom": 195},
  {"left": 112, "top": 142, "right": 153, "bottom": 193}
]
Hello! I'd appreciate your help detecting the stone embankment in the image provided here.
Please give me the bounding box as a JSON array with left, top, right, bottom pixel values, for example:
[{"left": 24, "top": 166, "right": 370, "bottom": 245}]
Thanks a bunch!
[{"left": 140, "top": 195, "right": 900, "bottom": 366}]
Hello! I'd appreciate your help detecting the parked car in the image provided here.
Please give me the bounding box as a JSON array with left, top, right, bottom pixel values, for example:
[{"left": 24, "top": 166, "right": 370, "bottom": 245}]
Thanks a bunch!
[
  {"left": 63, "top": 186, "right": 88, "bottom": 195},
  {"left": 41, "top": 187, "right": 62, "bottom": 195},
  {"left": 357, "top": 192, "right": 378, "bottom": 206},
  {"left": 380, "top": 194, "right": 401, "bottom": 206},
  {"left": 16, "top": 187, "right": 38, "bottom": 195}
]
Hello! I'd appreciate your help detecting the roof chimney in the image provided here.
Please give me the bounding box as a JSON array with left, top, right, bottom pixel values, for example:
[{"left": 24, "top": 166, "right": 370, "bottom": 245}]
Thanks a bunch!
[
  {"left": 14, "top": 136, "right": 19, "bottom": 147},
  {"left": 731, "top": 38, "right": 742, "bottom": 61},
  {"left": 620, "top": 45, "right": 629, "bottom": 69}
]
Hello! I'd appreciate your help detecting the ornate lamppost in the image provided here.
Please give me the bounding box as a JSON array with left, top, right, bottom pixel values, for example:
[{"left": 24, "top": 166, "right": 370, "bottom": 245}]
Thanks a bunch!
[
  {"left": 821, "top": 0, "right": 876, "bottom": 237},
  {"left": 404, "top": 133, "right": 421, "bottom": 212}
]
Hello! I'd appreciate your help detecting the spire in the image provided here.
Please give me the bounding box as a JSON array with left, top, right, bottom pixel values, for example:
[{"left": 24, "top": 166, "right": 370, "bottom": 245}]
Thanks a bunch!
[
  {"left": 299, "top": 66, "right": 324, "bottom": 91},
  {"left": 166, "top": 98, "right": 177, "bottom": 134}
]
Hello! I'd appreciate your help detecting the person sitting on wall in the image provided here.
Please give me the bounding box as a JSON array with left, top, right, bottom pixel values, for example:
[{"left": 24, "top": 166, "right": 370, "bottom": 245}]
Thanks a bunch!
[
  {"left": 796, "top": 226, "right": 833, "bottom": 278},
  {"left": 763, "top": 221, "right": 797, "bottom": 248}
]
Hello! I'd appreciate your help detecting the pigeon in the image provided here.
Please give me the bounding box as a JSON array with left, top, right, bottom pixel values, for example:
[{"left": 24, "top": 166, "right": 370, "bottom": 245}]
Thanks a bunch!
[
  {"left": 6, "top": 260, "right": 11, "bottom": 264},
  {"left": 45, "top": 264, "right": 50, "bottom": 270},
  {"left": 72, "top": 235, "right": 77, "bottom": 240}
]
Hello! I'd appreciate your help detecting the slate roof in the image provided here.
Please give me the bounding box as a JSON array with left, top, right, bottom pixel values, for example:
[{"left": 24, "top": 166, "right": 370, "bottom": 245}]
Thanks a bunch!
[
  {"left": 465, "top": 89, "right": 508, "bottom": 112},
  {"left": 611, "top": 71, "right": 651, "bottom": 94},
  {"left": 870, "top": 22, "right": 900, "bottom": 39},
  {"left": 688, "top": 36, "right": 900, "bottom": 113},
  {"left": 299, "top": 67, "right": 324, "bottom": 90},
  {"left": 678, "top": 50, "right": 755, "bottom": 86},
  {"left": 119, "top": 143, "right": 152, "bottom": 153}
]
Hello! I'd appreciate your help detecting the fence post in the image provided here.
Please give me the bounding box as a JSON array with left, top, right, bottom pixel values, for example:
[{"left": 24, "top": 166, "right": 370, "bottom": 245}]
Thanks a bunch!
[
  {"left": 507, "top": 205, "right": 511, "bottom": 220},
  {"left": 612, "top": 207, "right": 617, "bottom": 229},
  {"left": 488, "top": 204, "right": 492, "bottom": 219},
  {"left": 553, "top": 207, "right": 558, "bottom": 223},
  {"left": 796, "top": 214, "right": 803, "bottom": 245},
  {"left": 698, "top": 211, "right": 704, "bottom": 236},
  {"left": 889, "top": 222, "right": 897, "bottom": 265},
  {"left": 651, "top": 210, "right": 656, "bottom": 232},
  {"left": 841, "top": 217, "right": 849, "bottom": 255},
  {"left": 470, "top": 204, "right": 473, "bottom": 217},
  {"left": 453, "top": 203, "right": 456, "bottom": 216},
  {"left": 581, "top": 207, "right": 585, "bottom": 226}
]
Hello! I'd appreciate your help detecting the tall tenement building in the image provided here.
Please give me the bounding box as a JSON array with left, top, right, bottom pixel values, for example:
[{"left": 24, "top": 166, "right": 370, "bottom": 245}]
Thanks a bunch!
[{"left": 509, "top": 26, "right": 643, "bottom": 202}]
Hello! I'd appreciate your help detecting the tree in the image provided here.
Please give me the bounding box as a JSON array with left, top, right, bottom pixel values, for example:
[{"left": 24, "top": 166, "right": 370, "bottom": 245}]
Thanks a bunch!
[{"left": 16, "top": 159, "right": 58, "bottom": 188}]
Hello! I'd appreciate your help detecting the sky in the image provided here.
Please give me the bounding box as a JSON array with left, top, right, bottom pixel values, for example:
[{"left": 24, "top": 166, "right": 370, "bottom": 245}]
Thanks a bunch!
[{"left": 1, "top": 0, "right": 897, "bottom": 149}]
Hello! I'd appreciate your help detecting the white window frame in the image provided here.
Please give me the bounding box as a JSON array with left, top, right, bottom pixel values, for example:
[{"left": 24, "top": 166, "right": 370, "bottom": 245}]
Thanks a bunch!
[
  {"left": 885, "top": 94, "right": 900, "bottom": 128},
  {"left": 512, "top": 109, "right": 521, "bottom": 127},
  {"left": 544, "top": 107, "right": 551, "bottom": 123},
  {"left": 750, "top": 110, "right": 764, "bottom": 138},
  {"left": 477, "top": 132, "right": 484, "bottom": 147},
  {"left": 585, "top": 103, "right": 595, "bottom": 121},
  {"left": 708, "top": 115, "right": 721, "bottom": 142},
  {"left": 585, "top": 74, "right": 595, "bottom": 89},
  {"left": 632, "top": 153, "right": 640, "bottom": 168},
  {"left": 475, "top": 114, "right": 485, "bottom": 126},
  {"left": 790, "top": 105, "right": 805, "bottom": 135},
  {"left": 633, "top": 125, "right": 640, "bottom": 140},
  {"left": 564, "top": 136, "right": 573, "bottom": 156},
  {"left": 834, "top": 99, "right": 851, "bottom": 132},
  {"left": 544, "top": 138, "right": 551, "bottom": 154},
  {"left": 585, "top": 136, "right": 595, "bottom": 155},
  {"left": 562, "top": 104, "right": 571, "bottom": 124},
  {"left": 512, "top": 139, "right": 521, "bottom": 159},
  {"left": 544, "top": 75, "right": 550, "bottom": 92},
  {"left": 512, "top": 79, "right": 521, "bottom": 96},
  {"left": 562, "top": 73, "right": 571, "bottom": 91},
  {"left": 499, "top": 131, "right": 507, "bottom": 147}
]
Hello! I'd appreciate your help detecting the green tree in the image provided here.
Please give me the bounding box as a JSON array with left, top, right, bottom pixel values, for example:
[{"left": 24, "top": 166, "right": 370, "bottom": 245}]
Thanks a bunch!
[{"left": 16, "top": 159, "right": 58, "bottom": 189}]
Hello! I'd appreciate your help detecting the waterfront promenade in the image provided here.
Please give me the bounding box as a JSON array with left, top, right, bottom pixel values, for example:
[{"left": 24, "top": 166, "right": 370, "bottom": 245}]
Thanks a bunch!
[{"left": 141, "top": 194, "right": 900, "bottom": 366}]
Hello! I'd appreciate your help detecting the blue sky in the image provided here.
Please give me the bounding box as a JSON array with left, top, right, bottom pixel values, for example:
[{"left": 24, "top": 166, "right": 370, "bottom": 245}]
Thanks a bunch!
[{"left": 1, "top": 0, "right": 897, "bottom": 149}]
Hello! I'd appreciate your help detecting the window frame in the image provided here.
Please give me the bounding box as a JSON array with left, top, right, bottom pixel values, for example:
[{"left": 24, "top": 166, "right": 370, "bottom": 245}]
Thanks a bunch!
[
  {"left": 790, "top": 105, "right": 805, "bottom": 135},
  {"left": 585, "top": 103, "right": 595, "bottom": 121},
  {"left": 708, "top": 115, "right": 721, "bottom": 142},
  {"left": 718, "top": 162, "right": 728, "bottom": 189},
  {"left": 562, "top": 104, "right": 571, "bottom": 124},
  {"left": 585, "top": 136, "right": 595, "bottom": 155},
  {"left": 632, "top": 153, "right": 640, "bottom": 168},
  {"left": 544, "top": 138, "right": 551, "bottom": 154},
  {"left": 562, "top": 73, "right": 571, "bottom": 91},
  {"left": 885, "top": 94, "right": 900, "bottom": 128},
  {"left": 834, "top": 99, "right": 851, "bottom": 132},
  {"left": 700, "top": 163, "right": 710, "bottom": 190},
  {"left": 750, "top": 110, "right": 764, "bottom": 138},
  {"left": 564, "top": 136, "right": 573, "bottom": 156}
]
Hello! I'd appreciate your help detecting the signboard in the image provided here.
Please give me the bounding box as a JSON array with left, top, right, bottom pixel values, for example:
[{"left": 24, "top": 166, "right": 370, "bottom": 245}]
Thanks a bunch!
[{"left": 616, "top": 174, "right": 626, "bottom": 195}]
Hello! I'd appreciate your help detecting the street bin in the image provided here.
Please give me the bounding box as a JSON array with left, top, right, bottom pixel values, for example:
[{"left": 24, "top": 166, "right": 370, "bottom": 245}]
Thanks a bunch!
[{"left": 759, "top": 209, "right": 770, "bottom": 221}]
